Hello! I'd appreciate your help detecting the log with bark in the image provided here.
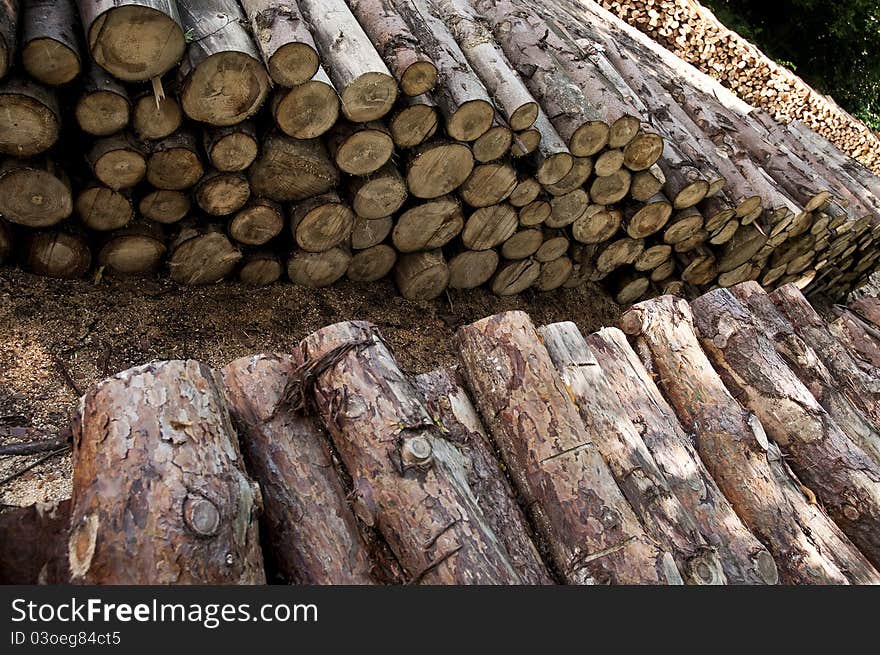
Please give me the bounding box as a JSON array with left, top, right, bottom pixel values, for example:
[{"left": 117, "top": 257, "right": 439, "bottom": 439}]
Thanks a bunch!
[
  {"left": 75, "top": 184, "right": 133, "bottom": 231},
  {"left": 222, "top": 352, "right": 377, "bottom": 584},
  {"left": 447, "top": 248, "right": 499, "bottom": 289},
  {"left": 139, "top": 188, "right": 190, "bottom": 224},
  {"left": 287, "top": 246, "right": 351, "bottom": 288},
  {"left": 25, "top": 229, "right": 91, "bottom": 278},
  {"left": 74, "top": 61, "right": 131, "bottom": 136},
  {"left": 457, "top": 310, "right": 683, "bottom": 584},
  {"left": 290, "top": 192, "right": 355, "bottom": 253},
  {"left": 389, "top": 94, "right": 439, "bottom": 147},
  {"left": 229, "top": 198, "right": 284, "bottom": 246},
  {"left": 300, "top": 320, "right": 529, "bottom": 583},
  {"left": 168, "top": 222, "right": 241, "bottom": 284},
  {"left": 0, "top": 158, "right": 72, "bottom": 227},
  {"left": 132, "top": 92, "right": 182, "bottom": 141},
  {"left": 145, "top": 130, "right": 203, "bottom": 190},
  {"left": 240, "top": 0, "right": 319, "bottom": 87},
  {"left": 405, "top": 141, "right": 474, "bottom": 199},
  {"left": 392, "top": 197, "right": 464, "bottom": 252},
  {"left": 347, "top": 244, "right": 397, "bottom": 282},
  {"left": 248, "top": 134, "right": 339, "bottom": 202},
  {"left": 394, "top": 249, "right": 449, "bottom": 300},
  {"left": 351, "top": 215, "right": 393, "bottom": 250},
  {"left": 69, "top": 360, "right": 265, "bottom": 583},
  {"left": 97, "top": 220, "right": 166, "bottom": 276},
  {"left": 88, "top": 133, "right": 147, "bottom": 190},
  {"left": 238, "top": 250, "right": 283, "bottom": 285},
  {"left": 0, "top": 77, "right": 60, "bottom": 156},
  {"left": 328, "top": 121, "right": 395, "bottom": 176},
  {"left": 21, "top": 0, "right": 81, "bottom": 85},
  {"left": 0, "top": 500, "right": 71, "bottom": 584},
  {"left": 0, "top": 0, "right": 16, "bottom": 79}
]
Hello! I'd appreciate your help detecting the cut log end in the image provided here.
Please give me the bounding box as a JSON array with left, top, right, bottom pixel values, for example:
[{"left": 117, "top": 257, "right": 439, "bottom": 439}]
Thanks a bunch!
[
  {"left": 509, "top": 102, "right": 540, "bottom": 132},
  {"left": 400, "top": 61, "right": 438, "bottom": 97},
  {"left": 288, "top": 247, "right": 351, "bottom": 288},
  {"left": 448, "top": 249, "right": 499, "bottom": 289},
  {"left": 239, "top": 254, "right": 283, "bottom": 285},
  {"left": 536, "top": 152, "right": 575, "bottom": 186},
  {"left": 473, "top": 125, "right": 513, "bottom": 163},
  {"left": 609, "top": 115, "right": 643, "bottom": 149},
  {"left": 347, "top": 244, "right": 397, "bottom": 282},
  {"left": 133, "top": 95, "right": 182, "bottom": 141},
  {"left": 273, "top": 80, "right": 340, "bottom": 139},
  {"left": 0, "top": 88, "right": 59, "bottom": 157},
  {"left": 623, "top": 133, "right": 664, "bottom": 172},
  {"left": 492, "top": 258, "right": 541, "bottom": 296},
  {"left": 22, "top": 38, "right": 80, "bottom": 86},
  {"left": 570, "top": 121, "right": 610, "bottom": 157},
  {"left": 447, "top": 99, "right": 495, "bottom": 142},
  {"left": 169, "top": 232, "right": 241, "bottom": 285},
  {"left": 340, "top": 72, "right": 398, "bottom": 122},
  {"left": 268, "top": 43, "right": 320, "bottom": 88},
  {"left": 0, "top": 164, "right": 72, "bottom": 228},
  {"left": 181, "top": 52, "right": 269, "bottom": 126},
  {"left": 27, "top": 231, "right": 91, "bottom": 279},
  {"left": 407, "top": 143, "right": 474, "bottom": 199},
  {"left": 395, "top": 250, "right": 449, "bottom": 300},
  {"left": 390, "top": 102, "right": 439, "bottom": 147}
]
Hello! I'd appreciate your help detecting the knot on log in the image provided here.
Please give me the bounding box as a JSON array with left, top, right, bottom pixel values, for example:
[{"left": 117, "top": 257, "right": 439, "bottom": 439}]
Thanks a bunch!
[
  {"left": 401, "top": 434, "right": 434, "bottom": 469},
  {"left": 183, "top": 494, "right": 221, "bottom": 537}
]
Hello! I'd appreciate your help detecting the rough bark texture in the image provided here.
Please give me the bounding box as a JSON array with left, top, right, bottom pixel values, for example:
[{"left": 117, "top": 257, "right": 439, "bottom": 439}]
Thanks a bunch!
[
  {"left": 69, "top": 360, "right": 265, "bottom": 584},
  {"left": 222, "top": 352, "right": 377, "bottom": 584},
  {"left": 0, "top": 500, "right": 71, "bottom": 584},
  {"left": 457, "top": 310, "right": 683, "bottom": 584},
  {"left": 300, "top": 320, "right": 527, "bottom": 583},
  {"left": 240, "top": 0, "right": 319, "bottom": 87},
  {"left": 22, "top": 0, "right": 81, "bottom": 85}
]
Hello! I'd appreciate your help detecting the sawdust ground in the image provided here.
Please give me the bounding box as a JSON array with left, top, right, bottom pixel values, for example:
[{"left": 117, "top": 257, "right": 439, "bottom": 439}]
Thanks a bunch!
[{"left": 0, "top": 269, "right": 620, "bottom": 507}]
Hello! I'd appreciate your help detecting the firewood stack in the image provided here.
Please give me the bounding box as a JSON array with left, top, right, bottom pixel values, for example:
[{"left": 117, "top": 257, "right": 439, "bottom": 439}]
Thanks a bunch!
[
  {"left": 6, "top": 284, "right": 880, "bottom": 584},
  {"left": 600, "top": 0, "right": 880, "bottom": 173},
  {"left": 0, "top": 0, "right": 878, "bottom": 303}
]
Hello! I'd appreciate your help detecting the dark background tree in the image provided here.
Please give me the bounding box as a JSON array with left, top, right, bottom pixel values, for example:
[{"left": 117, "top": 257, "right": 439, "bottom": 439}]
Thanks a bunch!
[{"left": 704, "top": 0, "right": 880, "bottom": 129}]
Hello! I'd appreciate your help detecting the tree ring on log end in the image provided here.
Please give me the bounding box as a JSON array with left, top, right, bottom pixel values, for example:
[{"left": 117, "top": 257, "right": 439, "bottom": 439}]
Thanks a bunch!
[
  {"left": 509, "top": 101, "right": 539, "bottom": 132},
  {"left": 623, "top": 133, "right": 664, "bottom": 172},
  {"left": 447, "top": 99, "right": 494, "bottom": 142},
  {"left": 287, "top": 247, "right": 351, "bottom": 288},
  {"left": 23, "top": 38, "right": 81, "bottom": 86},
  {"left": 491, "top": 258, "right": 541, "bottom": 296},
  {"left": 400, "top": 61, "right": 438, "bottom": 97},
  {"left": 407, "top": 143, "right": 474, "bottom": 199},
  {"left": 183, "top": 495, "right": 221, "bottom": 537},
  {"left": 390, "top": 103, "right": 438, "bottom": 147},
  {"left": 335, "top": 129, "right": 394, "bottom": 176},
  {"left": 0, "top": 91, "right": 59, "bottom": 156},
  {"left": 673, "top": 180, "right": 710, "bottom": 210},
  {"left": 273, "top": 80, "right": 340, "bottom": 139},
  {"left": 99, "top": 235, "right": 166, "bottom": 276},
  {"left": 627, "top": 200, "right": 673, "bottom": 238},
  {"left": 569, "top": 121, "right": 609, "bottom": 157},
  {"left": 448, "top": 249, "right": 499, "bottom": 289},
  {"left": 268, "top": 43, "right": 319, "bottom": 87},
  {"left": 341, "top": 71, "right": 398, "bottom": 123},
  {"left": 608, "top": 115, "right": 642, "bottom": 149},
  {"left": 0, "top": 168, "right": 72, "bottom": 227},
  {"left": 536, "top": 152, "right": 574, "bottom": 186},
  {"left": 181, "top": 52, "right": 269, "bottom": 126}
]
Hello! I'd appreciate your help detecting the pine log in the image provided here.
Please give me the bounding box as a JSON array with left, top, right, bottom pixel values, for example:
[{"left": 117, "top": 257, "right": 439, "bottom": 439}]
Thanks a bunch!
[
  {"left": 240, "top": 0, "right": 319, "bottom": 87},
  {"left": 291, "top": 192, "right": 355, "bottom": 253},
  {"left": 97, "top": 220, "right": 166, "bottom": 276},
  {"left": 589, "top": 168, "right": 631, "bottom": 205},
  {"left": 610, "top": 270, "right": 649, "bottom": 304},
  {"left": 249, "top": 134, "right": 339, "bottom": 202},
  {"left": 544, "top": 157, "right": 593, "bottom": 196},
  {"left": 0, "top": 500, "right": 71, "bottom": 585},
  {"left": 0, "top": 77, "right": 60, "bottom": 156},
  {"left": 546, "top": 189, "right": 589, "bottom": 229},
  {"left": 406, "top": 141, "right": 475, "bottom": 199},
  {"left": 347, "top": 244, "right": 397, "bottom": 282},
  {"left": 203, "top": 122, "right": 259, "bottom": 172},
  {"left": 287, "top": 247, "right": 351, "bottom": 287},
  {"left": 571, "top": 205, "right": 621, "bottom": 244},
  {"left": 534, "top": 255, "right": 572, "bottom": 291},
  {"left": 508, "top": 176, "right": 541, "bottom": 208},
  {"left": 389, "top": 94, "right": 439, "bottom": 147},
  {"left": 329, "top": 122, "right": 394, "bottom": 176},
  {"left": 623, "top": 194, "right": 673, "bottom": 238},
  {"left": 222, "top": 353, "right": 376, "bottom": 584},
  {"left": 394, "top": 0, "right": 493, "bottom": 140},
  {"left": 678, "top": 246, "right": 717, "bottom": 286},
  {"left": 630, "top": 165, "right": 665, "bottom": 202},
  {"left": 692, "top": 289, "right": 880, "bottom": 567},
  {"left": 414, "top": 368, "right": 554, "bottom": 583},
  {"left": 0, "top": 158, "right": 72, "bottom": 227},
  {"left": 830, "top": 309, "right": 880, "bottom": 370},
  {"left": 586, "top": 327, "right": 778, "bottom": 584},
  {"left": 462, "top": 204, "right": 518, "bottom": 250},
  {"left": 535, "top": 230, "right": 569, "bottom": 262},
  {"left": 348, "top": 163, "right": 408, "bottom": 219},
  {"left": 851, "top": 297, "right": 880, "bottom": 330},
  {"left": 88, "top": 133, "right": 146, "bottom": 190},
  {"left": 619, "top": 296, "right": 853, "bottom": 584},
  {"left": 238, "top": 251, "right": 282, "bottom": 285},
  {"left": 229, "top": 198, "right": 284, "bottom": 246},
  {"left": 75, "top": 184, "right": 133, "bottom": 231},
  {"left": 177, "top": 0, "right": 270, "bottom": 126},
  {"left": 297, "top": 0, "right": 397, "bottom": 122},
  {"left": 138, "top": 188, "right": 190, "bottom": 224},
  {"left": 77, "top": 0, "right": 185, "bottom": 81},
  {"left": 500, "top": 228, "right": 543, "bottom": 260},
  {"left": 144, "top": 130, "right": 204, "bottom": 191},
  {"left": 270, "top": 68, "right": 339, "bottom": 139},
  {"left": 472, "top": 121, "right": 513, "bottom": 163},
  {"left": 26, "top": 230, "right": 91, "bottom": 278},
  {"left": 448, "top": 248, "right": 499, "bottom": 289},
  {"left": 663, "top": 207, "right": 704, "bottom": 245},
  {"left": 635, "top": 244, "right": 672, "bottom": 272},
  {"left": 491, "top": 257, "right": 541, "bottom": 295},
  {"left": 74, "top": 62, "right": 130, "bottom": 136},
  {"left": 395, "top": 249, "right": 449, "bottom": 300},
  {"left": 168, "top": 223, "right": 241, "bottom": 284},
  {"left": 393, "top": 197, "right": 464, "bottom": 252},
  {"left": 0, "top": 0, "right": 16, "bottom": 78},
  {"left": 69, "top": 360, "right": 264, "bottom": 583},
  {"left": 541, "top": 322, "right": 726, "bottom": 584},
  {"left": 351, "top": 215, "right": 393, "bottom": 250},
  {"left": 596, "top": 236, "right": 644, "bottom": 275},
  {"left": 460, "top": 162, "right": 518, "bottom": 208},
  {"left": 510, "top": 127, "right": 540, "bottom": 157},
  {"left": 348, "top": 0, "right": 437, "bottom": 96},
  {"left": 530, "top": 108, "right": 574, "bottom": 185},
  {"left": 21, "top": 0, "right": 81, "bottom": 85},
  {"left": 301, "top": 320, "right": 526, "bottom": 583},
  {"left": 518, "top": 200, "right": 550, "bottom": 227},
  {"left": 457, "top": 311, "right": 682, "bottom": 584},
  {"left": 132, "top": 92, "right": 182, "bottom": 140},
  {"left": 195, "top": 171, "right": 251, "bottom": 217},
  {"left": 716, "top": 223, "right": 768, "bottom": 273}
]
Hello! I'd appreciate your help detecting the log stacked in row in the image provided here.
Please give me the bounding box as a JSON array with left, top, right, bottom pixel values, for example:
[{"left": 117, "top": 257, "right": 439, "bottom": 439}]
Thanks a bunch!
[
  {"left": 6, "top": 283, "right": 880, "bottom": 584},
  {"left": 0, "top": 0, "right": 878, "bottom": 303}
]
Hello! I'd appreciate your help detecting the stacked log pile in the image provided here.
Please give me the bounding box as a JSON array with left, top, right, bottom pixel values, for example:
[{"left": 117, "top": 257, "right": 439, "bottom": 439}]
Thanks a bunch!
[
  {"left": 600, "top": 0, "right": 880, "bottom": 174},
  {"left": 4, "top": 284, "right": 880, "bottom": 584},
  {"left": 0, "top": 0, "right": 878, "bottom": 303}
]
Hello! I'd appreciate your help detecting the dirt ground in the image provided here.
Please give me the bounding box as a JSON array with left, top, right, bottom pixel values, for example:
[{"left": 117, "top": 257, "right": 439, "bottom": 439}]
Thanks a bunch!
[{"left": 0, "top": 269, "right": 620, "bottom": 507}]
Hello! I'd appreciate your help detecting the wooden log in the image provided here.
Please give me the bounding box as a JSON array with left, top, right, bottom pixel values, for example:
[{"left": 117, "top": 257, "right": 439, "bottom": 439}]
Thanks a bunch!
[
  {"left": 347, "top": 243, "right": 397, "bottom": 282},
  {"left": 88, "top": 133, "right": 146, "bottom": 190},
  {"left": 270, "top": 67, "right": 339, "bottom": 139},
  {"left": 0, "top": 500, "right": 70, "bottom": 584},
  {"left": 229, "top": 198, "right": 284, "bottom": 246},
  {"left": 543, "top": 156, "right": 593, "bottom": 196},
  {"left": 291, "top": 192, "right": 354, "bottom": 253},
  {"left": 144, "top": 131, "right": 204, "bottom": 191},
  {"left": 571, "top": 205, "right": 622, "bottom": 244},
  {"left": 69, "top": 360, "right": 264, "bottom": 583},
  {"left": 297, "top": 0, "right": 397, "bottom": 122},
  {"left": 195, "top": 171, "right": 251, "bottom": 217},
  {"left": 249, "top": 134, "right": 339, "bottom": 202},
  {"left": 177, "top": 0, "right": 269, "bottom": 126},
  {"left": 610, "top": 270, "right": 649, "bottom": 304},
  {"left": 97, "top": 221, "right": 166, "bottom": 276},
  {"left": 501, "top": 228, "right": 543, "bottom": 260},
  {"left": 692, "top": 289, "right": 880, "bottom": 567},
  {"left": 389, "top": 94, "right": 439, "bottom": 147},
  {"left": 587, "top": 327, "right": 778, "bottom": 584},
  {"left": 392, "top": 196, "right": 464, "bottom": 252},
  {"left": 348, "top": 0, "right": 436, "bottom": 96},
  {"left": 770, "top": 284, "right": 880, "bottom": 460},
  {"left": 851, "top": 297, "right": 880, "bottom": 330},
  {"left": 461, "top": 204, "right": 518, "bottom": 250},
  {"left": 534, "top": 255, "right": 573, "bottom": 291},
  {"left": 203, "top": 122, "right": 258, "bottom": 172},
  {"left": 348, "top": 163, "right": 408, "bottom": 219},
  {"left": 460, "top": 162, "right": 518, "bottom": 208},
  {"left": 623, "top": 194, "right": 673, "bottom": 238},
  {"left": 491, "top": 257, "right": 540, "bottom": 295},
  {"left": 619, "top": 296, "right": 853, "bottom": 584},
  {"left": 630, "top": 165, "right": 665, "bottom": 202},
  {"left": 589, "top": 168, "right": 631, "bottom": 205},
  {"left": 457, "top": 311, "right": 682, "bottom": 584},
  {"left": 593, "top": 148, "right": 624, "bottom": 177},
  {"left": 74, "top": 62, "right": 130, "bottom": 136},
  {"left": 472, "top": 121, "right": 513, "bottom": 163},
  {"left": 518, "top": 199, "right": 550, "bottom": 227},
  {"left": 351, "top": 215, "right": 393, "bottom": 250},
  {"left": 530, "top": 108, "right": 574, "bottom": 186},
  {"left": 510, "top": 127, "right": 540, "bottom": 157},
  {"left": 0, "top": 77, "right": 60, "bottom": 156},
  {"left": 830, "top": 308, "right": 880, "bottom": 370},
  {"left": 447, "top": 247, "right": 499, "bottom": 289},
  {"left": 77, "top": 0, "right": 185, "bottom": 82},
  {"left": 678, "top": 246, "right": 717, "bottom": 286},
  {"left": 414, "top": 368, "right": 554, "bottom": 583},
  {"left": 287, "top": 246, "right": 351, "bottom": 288},
  {"left": 240, "top": 0, "right": 319, "bottom": 87},
  {"left": 394, "top": 0, "right": 493, "bottom": 140},
  {"left": 0, "top": 0, "right": 16, "bottom": 78},
  {"left": 132, "top": 92, "right": 182, "bottom": 140},
  {"left": 635, "top": 244, "right": 672, "bottom": 272},
  {"left": 138, "top": 188, "right": 190, "bottom": 224},
  {"left": 301, "top": 320, "right": 525, "bottom": 583},
  {"left": 21, "top": 0, "right": 81, "bottom": 85},
  {"left": 406, "top": 141, "right": 474, "bottom": 199},
  {"left": 716, "top": 224, "right": 768, "bottom": 273},
  {"left": 0, "top": 158, "right": 72, "bottom": 227},
  {"left": 596, "top": 236, "right": 644, "bottom": 275},
  {"left": 663, "top": 207, "right": 704, "bottom": 245},
  {"left": 731, "top": 281, "right": 880, "bottom": 466},
  {"left": 168, "top": 223, "right": 241, "bottom": 284},
  {"left": 222, "top": 353, "right": 376, "bottom": 584},
  {"left": 75, "top": 184, "right": 133, "bottom": 231},
  {"left": 0, "top": 219, "right": 10, "bottom": 264},
  {"left": 535, "top": 230, "right": 569, "bottom": 262},
  {"left": 508, "top": 176, "right": 541, "bottom": 208},
  {"left": 395, "top": 249, "right": 449, "bottom": 300},
  {"left": 546, "top": 189, "right": 589, "bottom": 229},
  {"left": 238, "top": 251, "right": 282, "bottom": 285},
  {"left": 26, "top": 230, "right": 91, "bottom": 278},
  {"left": 541, "top": 322, "right": 726, "bottom": 584}
]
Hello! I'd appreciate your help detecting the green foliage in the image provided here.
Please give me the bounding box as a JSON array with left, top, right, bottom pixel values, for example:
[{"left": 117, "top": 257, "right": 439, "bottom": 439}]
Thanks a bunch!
[{"left": 701, "top": 0, "right": 880, "bottom": 131}]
